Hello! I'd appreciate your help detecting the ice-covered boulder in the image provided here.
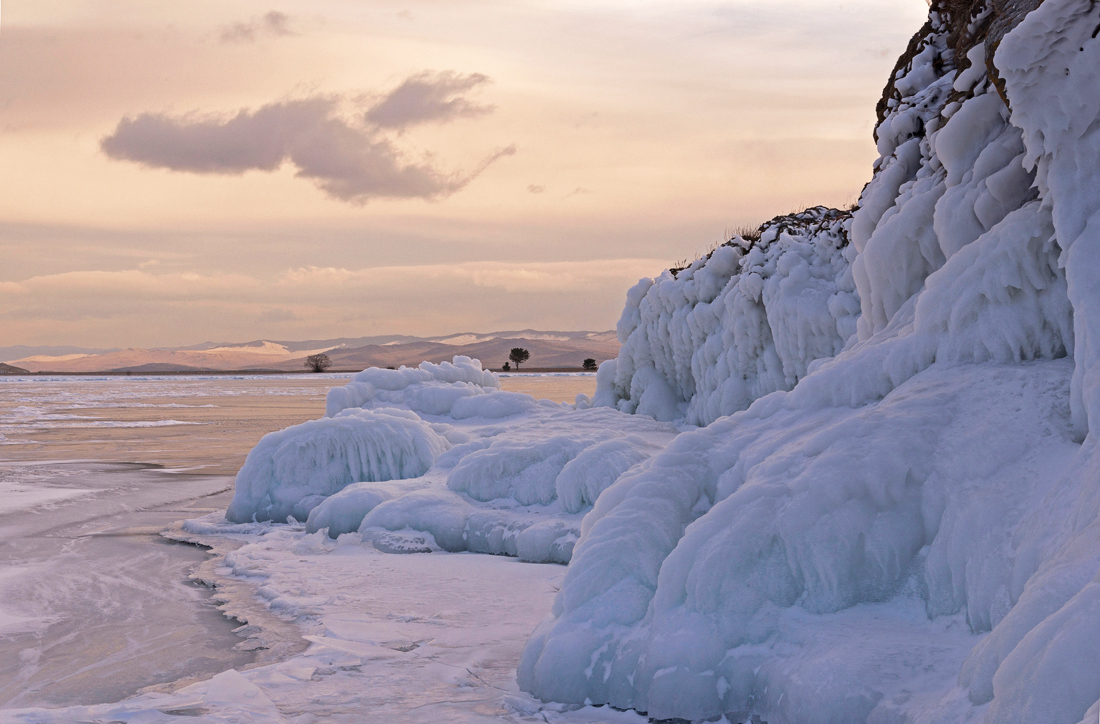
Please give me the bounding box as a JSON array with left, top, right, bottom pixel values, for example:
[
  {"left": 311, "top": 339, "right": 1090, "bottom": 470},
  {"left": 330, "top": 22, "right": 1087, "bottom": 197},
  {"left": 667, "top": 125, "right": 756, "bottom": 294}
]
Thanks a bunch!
[
  {"left": 303, "top": 482, "right": 396, "bottom": 537},
  {"left": 555, "top": 435, "right": 660, "bottom": 514},
  {"left": 356, "top": 415, "right": 674, "bottom": 563},
  {"left": 325, "top": 355, "right": 500, "bottom": 418},
  {"left": 225, "top": 407, "right": 449, "bottom": 523},
  {"left": 447, "top": 437, "right": 589, "bottom": 506}
]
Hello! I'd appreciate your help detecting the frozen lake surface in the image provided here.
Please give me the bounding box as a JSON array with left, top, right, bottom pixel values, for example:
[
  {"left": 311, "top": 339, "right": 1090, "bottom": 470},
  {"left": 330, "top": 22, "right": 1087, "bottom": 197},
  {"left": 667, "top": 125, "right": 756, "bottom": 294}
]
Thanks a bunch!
[
  {"left": 0, "top": 373, "right": 618, "bottom": 722},
  {"left": 0, "top": 462, "right": 254, "bottom": 707}
]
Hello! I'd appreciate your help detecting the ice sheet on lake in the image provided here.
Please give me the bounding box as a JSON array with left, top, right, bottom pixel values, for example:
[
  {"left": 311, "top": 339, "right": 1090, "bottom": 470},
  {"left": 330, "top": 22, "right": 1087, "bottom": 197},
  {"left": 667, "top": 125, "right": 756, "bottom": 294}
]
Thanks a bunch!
[{"left": 0, "top": 523, "right": 651, "bottom": 724}]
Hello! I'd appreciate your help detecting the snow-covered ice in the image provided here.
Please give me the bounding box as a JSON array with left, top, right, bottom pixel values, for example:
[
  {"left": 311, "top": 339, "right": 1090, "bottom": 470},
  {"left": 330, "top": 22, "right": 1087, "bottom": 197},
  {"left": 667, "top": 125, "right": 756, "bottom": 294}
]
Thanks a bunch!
[{"left": 1, "top": 516, "right": 651, "bottom": 724}]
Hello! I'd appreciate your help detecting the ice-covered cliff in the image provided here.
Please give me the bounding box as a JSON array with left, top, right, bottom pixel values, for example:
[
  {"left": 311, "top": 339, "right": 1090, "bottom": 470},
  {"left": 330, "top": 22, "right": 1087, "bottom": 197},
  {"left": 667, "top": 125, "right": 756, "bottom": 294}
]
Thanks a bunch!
[
  {"left": 596, "top": 206, "right": 858, "bottom": 426},
  {"left": 520, "top": 0, "right": 1100, "bottom": 722},
  {"left": 597, "top": 0, "right": 1074, "bottom": 427}
]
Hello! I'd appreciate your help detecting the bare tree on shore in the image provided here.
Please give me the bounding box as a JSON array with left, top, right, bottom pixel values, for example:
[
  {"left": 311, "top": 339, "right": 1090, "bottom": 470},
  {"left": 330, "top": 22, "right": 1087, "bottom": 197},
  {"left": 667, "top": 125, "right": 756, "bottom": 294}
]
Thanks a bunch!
[
  {"left": 305, "top": 353, "right": 332, "bottom": 373},
  {"left": 509, "top": 348, "right": 530, "bottom": 370}
]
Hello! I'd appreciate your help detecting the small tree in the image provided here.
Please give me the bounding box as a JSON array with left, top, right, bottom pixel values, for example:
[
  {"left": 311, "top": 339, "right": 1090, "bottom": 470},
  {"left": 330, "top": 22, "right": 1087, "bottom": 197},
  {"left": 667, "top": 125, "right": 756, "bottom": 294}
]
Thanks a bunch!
[
  {"left": 508, "top": 347, "right": 530, "bottom": 370},
  {"left": 502, "top": 362, "right": 511, "bottom": 371},
  {"left": 582, "top": 358, "right": 598, "bottom": 371},
  {"left": 305, "top": 353, "right": 332, "bottom": 373}
]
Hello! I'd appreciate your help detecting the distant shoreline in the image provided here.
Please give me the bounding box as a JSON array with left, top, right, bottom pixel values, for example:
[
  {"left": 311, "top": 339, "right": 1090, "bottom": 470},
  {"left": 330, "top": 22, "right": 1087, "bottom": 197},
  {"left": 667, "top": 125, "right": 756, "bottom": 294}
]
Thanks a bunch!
[{"left": 2, "top": 366, "right": 597, "bottom": 377}]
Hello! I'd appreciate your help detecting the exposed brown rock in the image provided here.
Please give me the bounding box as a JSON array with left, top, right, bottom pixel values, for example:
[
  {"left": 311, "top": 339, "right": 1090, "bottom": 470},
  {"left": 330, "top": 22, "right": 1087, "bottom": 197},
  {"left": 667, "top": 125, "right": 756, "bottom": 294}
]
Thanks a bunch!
[{"left": 875, "top": 0, "right": 1046, "bottom": 134}]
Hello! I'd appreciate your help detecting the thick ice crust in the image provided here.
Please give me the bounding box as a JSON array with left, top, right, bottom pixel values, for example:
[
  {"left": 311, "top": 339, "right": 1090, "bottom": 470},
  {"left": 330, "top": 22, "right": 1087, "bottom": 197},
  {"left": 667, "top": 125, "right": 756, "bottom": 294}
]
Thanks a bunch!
[{"left": 522, "top": 361, "right": 1083, "bottom": 722}]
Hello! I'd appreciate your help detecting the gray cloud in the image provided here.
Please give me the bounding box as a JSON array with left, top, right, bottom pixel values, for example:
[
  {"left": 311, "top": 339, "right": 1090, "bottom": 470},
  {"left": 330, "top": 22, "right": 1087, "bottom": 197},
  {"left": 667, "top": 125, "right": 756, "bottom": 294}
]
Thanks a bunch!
[
  {"left": 365, "top": 72, "right": 493, "bottom": 130},
  {"left": 101, "top": 84, "right": 515, "bottom": 203},
  {"left": 221, "top": 11, "right": 294, "bottom": 43}
]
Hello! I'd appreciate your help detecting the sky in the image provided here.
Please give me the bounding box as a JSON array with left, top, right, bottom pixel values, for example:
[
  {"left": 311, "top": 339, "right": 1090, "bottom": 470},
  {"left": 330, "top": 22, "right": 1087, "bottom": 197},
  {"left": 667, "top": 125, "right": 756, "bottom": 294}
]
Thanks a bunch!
[{"left": 0, "top": 0, "right": 929, "bottom": 348}]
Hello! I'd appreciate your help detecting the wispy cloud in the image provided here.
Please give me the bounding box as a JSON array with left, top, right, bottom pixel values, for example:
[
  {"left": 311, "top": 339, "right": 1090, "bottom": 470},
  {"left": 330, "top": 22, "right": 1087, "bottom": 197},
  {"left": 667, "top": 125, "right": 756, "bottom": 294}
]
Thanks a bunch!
[
  {"left": 365, "top": 72, "right": 493, "bottom": 130},
  {"left": 100, "top": 75, "right": 516, "bottom": 203},
  {"left": 0, "top": 259, "right": 665, "bottom": 334},
  {"left": 0, "top": 260, "right": 666, "bottom": 303},
  {"left": 258, "top": 308, "right": 298, "bottom": 323},
  {"left": 220, "top": 11, "right": 295, "bottom": 43}
]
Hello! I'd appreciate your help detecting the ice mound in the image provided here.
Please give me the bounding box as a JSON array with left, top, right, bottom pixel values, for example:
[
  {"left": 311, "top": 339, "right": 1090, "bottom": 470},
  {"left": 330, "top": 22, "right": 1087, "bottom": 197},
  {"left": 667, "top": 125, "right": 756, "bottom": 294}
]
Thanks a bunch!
[
  {"left": 225, "top": 407, "right": 449, "bottom": 523},
  {"left": 230, "top": 356, "right": 678, "bottom": 562},
  {"left": 519, "top": 0, "right": 1100, "bottom": 721},
  {"left": 555, "top": 436, "right": 662, "bottom": 514},
  {"left": 358, "top": 491, "right": 580, "bottom": 563},
  {"left": 448, "top": 437, "right": 590, "bottom": 506},
  {"left": 325, "top": 355, "right": 500, "bottom": 418},
  {"left": 304, "top": 482, "right": 396, "bottom": 537}
]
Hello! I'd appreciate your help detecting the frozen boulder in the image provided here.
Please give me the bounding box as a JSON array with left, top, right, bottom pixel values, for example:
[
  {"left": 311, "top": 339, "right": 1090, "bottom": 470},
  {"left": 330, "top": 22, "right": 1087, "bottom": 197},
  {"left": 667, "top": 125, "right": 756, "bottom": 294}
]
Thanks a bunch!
[
  {"left": 447, "top": 436, "right": 589, "bottom": 506},
  {"left": 304, "top": 482, "right": 395, "bottom": 537},
  {"left": 226, "top": 407, "right": 449, "bottom": 523},
  {"left": 554, "top": 436, "right": 657, "bottom": 514}
]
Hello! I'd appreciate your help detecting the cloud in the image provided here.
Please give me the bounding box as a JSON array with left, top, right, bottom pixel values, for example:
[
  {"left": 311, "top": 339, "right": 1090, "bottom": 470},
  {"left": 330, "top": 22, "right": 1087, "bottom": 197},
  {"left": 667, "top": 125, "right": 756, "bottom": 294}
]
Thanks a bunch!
[
  {"left": 277, "top": 259, "right": 666, "bottom": 294},
  {"left": 0, "top": 258, "right": 667, "bottom": 344},
  {"left": 101, "top": 90, "right": 515, "bottom": 203},
  {"left": 258, "top": 308, "right": 298, "bottom": 323},
  {"left": 527, "top": 185, "right": 545, "bottom": 194},
  {"left": 364, "top": 72, "right": 493, "bottom": 130},
  {"left": 221, "top": 11, "right": 295, "bottom": 43},
  {"left": 0, "top": 260, "right": 665, "bottom": 306},
  {"left": 0, "top": 269, "right": 261, "bottom": 299}
]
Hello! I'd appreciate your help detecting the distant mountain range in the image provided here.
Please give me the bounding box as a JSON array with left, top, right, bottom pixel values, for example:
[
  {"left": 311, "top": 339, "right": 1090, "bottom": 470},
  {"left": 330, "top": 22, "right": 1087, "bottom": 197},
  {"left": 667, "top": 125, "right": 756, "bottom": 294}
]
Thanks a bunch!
[{"left": 0, "top": 330, "right": 619, "bottom": 373}]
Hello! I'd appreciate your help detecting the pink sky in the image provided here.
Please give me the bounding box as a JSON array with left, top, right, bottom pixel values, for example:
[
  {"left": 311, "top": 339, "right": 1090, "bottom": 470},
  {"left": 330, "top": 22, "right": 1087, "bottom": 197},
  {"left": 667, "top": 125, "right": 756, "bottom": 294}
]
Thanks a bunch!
[{"left": 0, "top": 0, "right": 928, "bottom": 347}]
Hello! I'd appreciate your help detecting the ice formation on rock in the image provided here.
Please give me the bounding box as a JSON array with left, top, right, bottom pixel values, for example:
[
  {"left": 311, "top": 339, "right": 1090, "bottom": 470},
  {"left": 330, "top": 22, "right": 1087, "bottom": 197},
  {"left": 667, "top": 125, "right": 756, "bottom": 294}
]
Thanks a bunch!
[
  {"left": 521, "top": 1, "right": 1100, "bottom": 722},
  {"left": 596, "top": 206, "right": 858, "bottom": 426},
  {"left": 225, "top": 407, "right": 450, "bottom": 524}
]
